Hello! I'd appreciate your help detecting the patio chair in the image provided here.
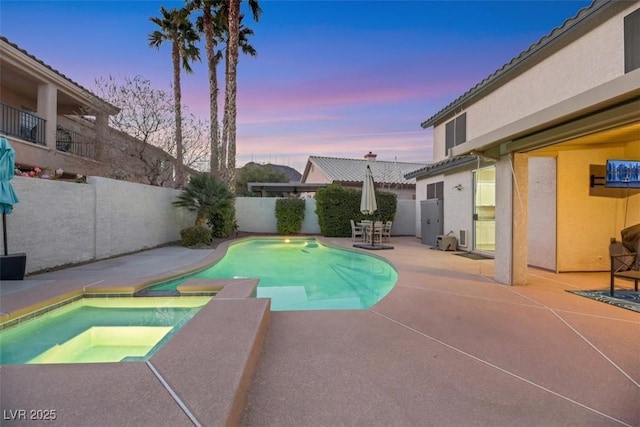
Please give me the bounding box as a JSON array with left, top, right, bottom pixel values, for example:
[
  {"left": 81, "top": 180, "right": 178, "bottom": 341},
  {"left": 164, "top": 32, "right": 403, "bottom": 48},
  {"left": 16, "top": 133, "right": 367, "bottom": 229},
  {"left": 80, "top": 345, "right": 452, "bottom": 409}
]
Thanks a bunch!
[
  {"left": 366, "top": 221, "right": 383, "bottom": 244},
  {"left": 350, "top": 220, "right": 365, "bottom": 242},
  {"left": 381, "top": 221, "right": 392, "bottom": 242},
  {"left": 609, "top": 223, "right": 640, "bottom": 296}
]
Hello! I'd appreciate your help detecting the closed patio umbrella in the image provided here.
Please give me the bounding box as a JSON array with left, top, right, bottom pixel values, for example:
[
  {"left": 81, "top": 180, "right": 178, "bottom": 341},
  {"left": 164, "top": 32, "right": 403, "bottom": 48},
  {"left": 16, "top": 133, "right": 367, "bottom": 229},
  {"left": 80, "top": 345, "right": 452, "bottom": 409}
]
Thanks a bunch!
[
  {"left": 0, "top": 136, "right": 19, "bottom": 255},
  {"left": 360, "top": 165, "right": 377, "bottom": 217},
  {"left": 353, "top": 164, "right": 393, "bottom": 250}
]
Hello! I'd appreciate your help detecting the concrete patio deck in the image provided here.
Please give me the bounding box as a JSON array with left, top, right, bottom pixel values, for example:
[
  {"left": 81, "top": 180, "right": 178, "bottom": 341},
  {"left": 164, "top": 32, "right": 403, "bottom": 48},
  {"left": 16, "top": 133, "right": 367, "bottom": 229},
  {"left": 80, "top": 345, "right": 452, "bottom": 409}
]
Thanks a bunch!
[{"left": 1, "top": 236, "right": 638, "bottom": 426}]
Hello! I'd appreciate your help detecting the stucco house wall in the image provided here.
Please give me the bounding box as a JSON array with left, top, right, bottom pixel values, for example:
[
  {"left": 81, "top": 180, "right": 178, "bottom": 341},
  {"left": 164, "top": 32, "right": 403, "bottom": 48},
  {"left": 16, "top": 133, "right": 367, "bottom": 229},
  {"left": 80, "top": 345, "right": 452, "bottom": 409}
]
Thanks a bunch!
[
  {"left": 418, "top": 2, "right": 639, "bottom": 281},
  {"left": 303, "top": 164, "right": 328, "bottom": 183},
  {"left": 442, "top": 170, "right": 474, "bottom": 247},
  {"left": 455, "top": 3, "right": 634, "bottom": 144}
]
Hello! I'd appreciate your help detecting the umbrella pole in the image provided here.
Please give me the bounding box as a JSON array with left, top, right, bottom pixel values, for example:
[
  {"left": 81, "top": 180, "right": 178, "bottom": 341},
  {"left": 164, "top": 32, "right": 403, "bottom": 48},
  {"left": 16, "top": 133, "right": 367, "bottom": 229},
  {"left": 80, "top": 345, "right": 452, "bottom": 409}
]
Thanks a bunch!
[
  {"left": 371, "top": 213, "right": 375, "bottom": 247},
  {"left": 2, "top": 211, "right": 7, "bottom": 256}
]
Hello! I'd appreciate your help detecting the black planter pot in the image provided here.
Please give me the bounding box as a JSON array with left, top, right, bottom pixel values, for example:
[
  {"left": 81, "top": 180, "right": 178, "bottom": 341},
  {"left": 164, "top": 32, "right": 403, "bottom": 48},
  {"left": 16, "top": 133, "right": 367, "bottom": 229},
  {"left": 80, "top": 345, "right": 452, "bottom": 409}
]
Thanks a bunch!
[{"left": 0, "top": 253, "right": 27, "bottom": 280}]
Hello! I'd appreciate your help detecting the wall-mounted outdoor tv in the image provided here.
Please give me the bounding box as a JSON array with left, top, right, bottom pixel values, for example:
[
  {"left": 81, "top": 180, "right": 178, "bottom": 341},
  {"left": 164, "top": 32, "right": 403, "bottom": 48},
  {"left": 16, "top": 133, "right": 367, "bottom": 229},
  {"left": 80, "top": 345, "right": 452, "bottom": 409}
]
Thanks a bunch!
[{"left": 606, "top": 159, "right": 640, "bottom": 188}]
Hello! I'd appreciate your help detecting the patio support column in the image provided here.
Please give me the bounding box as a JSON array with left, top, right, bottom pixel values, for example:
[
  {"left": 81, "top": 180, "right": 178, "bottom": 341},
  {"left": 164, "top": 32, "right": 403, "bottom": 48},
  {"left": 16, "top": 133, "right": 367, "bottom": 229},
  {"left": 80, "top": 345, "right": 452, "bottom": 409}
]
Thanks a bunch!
[
  {"left": 94, "top": 113, "right": 108, "bottom": 160},
  {"left": 37, "top": 83, "right": 57, "bottom": 149},
  {"left": 494, "top": 153, "right": 529, "bottom": 285},
  {"left": 512, "top": 152, "right": 529, "bottom": 285},
  {"left": 494, "top": 155, "right": 514, "bottom": 284}
]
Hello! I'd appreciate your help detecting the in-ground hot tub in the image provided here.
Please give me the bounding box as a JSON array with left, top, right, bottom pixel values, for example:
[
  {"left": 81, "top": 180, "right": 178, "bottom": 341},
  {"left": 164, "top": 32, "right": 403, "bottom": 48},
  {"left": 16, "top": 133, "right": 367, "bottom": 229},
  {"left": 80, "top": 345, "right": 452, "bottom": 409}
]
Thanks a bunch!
[{"left": 0, "top": 296, "right": 211, "bottom": 365}]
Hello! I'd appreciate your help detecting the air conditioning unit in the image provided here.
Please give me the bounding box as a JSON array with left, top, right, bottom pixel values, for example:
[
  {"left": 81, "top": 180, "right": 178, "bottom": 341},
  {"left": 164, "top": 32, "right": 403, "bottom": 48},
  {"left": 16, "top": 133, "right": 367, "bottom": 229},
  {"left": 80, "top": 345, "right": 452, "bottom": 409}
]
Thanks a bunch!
[
  {"left": 459, "top": 230, "right": 468, "bottom": 248},
  {"left": 436, "top": 235, "right": 457, "bottom": 251}
]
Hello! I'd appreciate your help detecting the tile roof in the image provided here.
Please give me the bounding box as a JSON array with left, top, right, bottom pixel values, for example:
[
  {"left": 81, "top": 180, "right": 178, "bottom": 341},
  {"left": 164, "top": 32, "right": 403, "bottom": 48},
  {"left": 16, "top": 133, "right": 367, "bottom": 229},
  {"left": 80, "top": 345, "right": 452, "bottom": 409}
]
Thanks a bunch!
[
  {"left": 0, "top": 36, "right": 118, "bottom": 113},
  {"left": 420, "top": 0, "right": 612, "bottom": 128},
  {"left": 306, "top": 156, "right": 427, "bottom": 185},
  {"left": 404, "top": 156, "right": 478, "bottom": 179}
]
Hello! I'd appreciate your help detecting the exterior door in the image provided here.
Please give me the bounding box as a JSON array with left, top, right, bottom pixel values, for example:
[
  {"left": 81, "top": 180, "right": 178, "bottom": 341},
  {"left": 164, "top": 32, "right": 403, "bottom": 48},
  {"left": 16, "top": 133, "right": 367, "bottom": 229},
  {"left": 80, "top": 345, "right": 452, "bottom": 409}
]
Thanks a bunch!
[
  {"left": 473, "top": 167, "right": 496, "bottom": 253},
  {"left": 420, "top": 199, "right": 443, "bottom": 246}
]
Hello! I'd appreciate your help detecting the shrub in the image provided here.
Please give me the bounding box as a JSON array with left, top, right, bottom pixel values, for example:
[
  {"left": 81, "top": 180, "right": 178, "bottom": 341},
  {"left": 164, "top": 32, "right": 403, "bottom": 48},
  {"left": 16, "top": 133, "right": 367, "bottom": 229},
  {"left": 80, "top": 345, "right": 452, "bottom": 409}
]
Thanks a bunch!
[
  {"left": 275, "top": 198, "right": 305, "bottom": 234},
  {"left": 208, "top": 208, "right": 236, "bottom": 238},
  {"left": 315, "top": 183, "right": 397, "bottom": 237},
  {"left": 180, "top": 226, "right": 212, "bottom": 247},
  {"left": 173, "top": 173, "right": 235, "bottom": 228}
]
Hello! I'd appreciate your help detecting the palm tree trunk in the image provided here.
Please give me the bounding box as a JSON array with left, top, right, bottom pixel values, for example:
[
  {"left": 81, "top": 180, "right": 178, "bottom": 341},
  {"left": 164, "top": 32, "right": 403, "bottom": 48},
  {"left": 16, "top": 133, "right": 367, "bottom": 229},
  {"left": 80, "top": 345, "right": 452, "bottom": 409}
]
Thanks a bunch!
[
  {"left": 203, "top": 7, "right": 220, "bottom": 178},
  {"left": 172, "top": 43, "right": 184, "bottom": 188},
  {"left": 225, "top": 0, "right": 240, "bottom": 192}
]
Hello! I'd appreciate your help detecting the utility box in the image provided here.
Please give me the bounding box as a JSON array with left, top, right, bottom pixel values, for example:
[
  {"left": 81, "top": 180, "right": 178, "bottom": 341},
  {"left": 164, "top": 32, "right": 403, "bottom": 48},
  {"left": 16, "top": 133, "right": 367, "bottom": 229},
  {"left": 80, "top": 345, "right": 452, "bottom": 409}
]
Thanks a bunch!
[{"left": 436, "top": 235, "right": 457, "bottom": 251}]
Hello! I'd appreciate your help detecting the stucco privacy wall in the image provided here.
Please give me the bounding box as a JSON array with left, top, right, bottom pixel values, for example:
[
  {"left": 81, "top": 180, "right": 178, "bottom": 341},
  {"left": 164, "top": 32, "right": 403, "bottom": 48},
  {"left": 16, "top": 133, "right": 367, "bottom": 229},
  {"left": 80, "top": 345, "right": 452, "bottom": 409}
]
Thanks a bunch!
[
  {"left": 90, "top": 177, "right": 193, "bottom": 259},
  {"left": 5, "top": 177, "right": 96, "bottom": 273},
  {"left": 236, "top": 197, "right": 416, "bottom": 236},
  {"left": 1, "top": 177, "right": 193, "bottom": 274},
  {"left": 464, "top": 2, "right": 634, "bottom": 140}
]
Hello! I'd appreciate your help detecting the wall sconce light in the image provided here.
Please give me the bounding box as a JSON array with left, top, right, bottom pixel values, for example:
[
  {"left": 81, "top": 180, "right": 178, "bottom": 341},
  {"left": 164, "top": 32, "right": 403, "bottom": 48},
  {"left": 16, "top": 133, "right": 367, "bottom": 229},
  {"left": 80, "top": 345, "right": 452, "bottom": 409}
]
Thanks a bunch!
[{"left": 453, "top": 184, "right": 463, "bottom": 191}]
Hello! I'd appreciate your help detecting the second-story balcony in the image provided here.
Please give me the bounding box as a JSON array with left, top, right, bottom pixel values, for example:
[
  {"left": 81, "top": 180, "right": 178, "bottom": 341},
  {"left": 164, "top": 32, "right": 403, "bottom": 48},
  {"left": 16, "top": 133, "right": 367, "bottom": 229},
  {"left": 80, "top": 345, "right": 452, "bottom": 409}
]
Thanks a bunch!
[
  {"left": 56, "top": 126, "right": 96, "bottom": 160},
  {"left": 1, "top": 102, "right": 97, "bottom": 160},
  {"left": 0, "top": 102, "right": 46, "bottom": 146}
]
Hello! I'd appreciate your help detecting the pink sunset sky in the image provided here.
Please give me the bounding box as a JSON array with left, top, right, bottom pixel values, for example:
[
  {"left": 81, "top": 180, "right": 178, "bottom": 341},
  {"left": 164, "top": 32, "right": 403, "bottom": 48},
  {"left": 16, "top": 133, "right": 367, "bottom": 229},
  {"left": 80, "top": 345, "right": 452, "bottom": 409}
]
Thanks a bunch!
[{"left": 1, "top": 0, "right": 591, "bottom": 173}]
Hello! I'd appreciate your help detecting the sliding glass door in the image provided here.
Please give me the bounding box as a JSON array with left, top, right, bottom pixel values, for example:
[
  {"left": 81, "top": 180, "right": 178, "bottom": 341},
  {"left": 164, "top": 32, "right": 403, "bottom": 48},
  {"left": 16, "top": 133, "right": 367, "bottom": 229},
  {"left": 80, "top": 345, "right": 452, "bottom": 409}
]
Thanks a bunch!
[{"left": 473, "top": 166, "right": 495, "bottom": 253}]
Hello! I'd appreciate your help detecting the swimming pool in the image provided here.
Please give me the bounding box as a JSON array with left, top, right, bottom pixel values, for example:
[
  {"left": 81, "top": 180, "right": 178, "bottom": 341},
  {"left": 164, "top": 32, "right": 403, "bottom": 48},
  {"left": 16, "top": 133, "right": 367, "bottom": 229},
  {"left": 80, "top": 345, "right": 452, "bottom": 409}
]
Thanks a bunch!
[
  {"left": 149, "top": 238, "right": 398, "bottom": 311},
  {"left": 0, "top": 296, "right": 211, "bottom": 365}
]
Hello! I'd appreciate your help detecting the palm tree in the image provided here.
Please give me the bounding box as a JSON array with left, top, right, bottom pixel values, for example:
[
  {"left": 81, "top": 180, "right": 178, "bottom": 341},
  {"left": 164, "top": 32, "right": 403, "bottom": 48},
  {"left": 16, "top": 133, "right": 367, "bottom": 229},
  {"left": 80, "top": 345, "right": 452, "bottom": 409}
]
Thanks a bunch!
[
  {"left": 186, "top": 0, "right": 223, "bottom": 179},
  {"left": 224, "top": 0, "right": 261, "bottom": 191},
  {"left": 187, "top": 0, "right": 260, "bottom": 186},
  {"left": 149, "top": 6, "right": 201, "bottom": 188},
  {"left": 172, "top": 173, "right": 234, "bottom": 228}
]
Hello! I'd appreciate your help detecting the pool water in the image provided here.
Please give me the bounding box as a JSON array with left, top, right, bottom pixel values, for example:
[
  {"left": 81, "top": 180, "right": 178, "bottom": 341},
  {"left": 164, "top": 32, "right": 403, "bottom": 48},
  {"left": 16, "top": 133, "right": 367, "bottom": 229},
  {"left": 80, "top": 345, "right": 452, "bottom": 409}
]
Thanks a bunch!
[
  {"left": 150, "top": 238, "right": 397, "bottom": 311},
  {"left": 0, "top": 297, "right": 211, "bottom": 365}
]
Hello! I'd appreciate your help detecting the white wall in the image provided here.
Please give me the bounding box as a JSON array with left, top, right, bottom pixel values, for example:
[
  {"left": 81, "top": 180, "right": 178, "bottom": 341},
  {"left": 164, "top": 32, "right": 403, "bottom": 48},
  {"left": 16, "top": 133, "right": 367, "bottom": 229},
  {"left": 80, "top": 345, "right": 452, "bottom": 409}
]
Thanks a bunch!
[
  {"left": 442, "top": 171, "right": 474, "bottom": 248},
  {"left": 431, "top": 3, "right": 636, "bottom": 164},
  {"left": 414, "top": 171, "right": 474, "bottom": 245},
  {"left": 235, "top": 197, "right": 322, "bottom": 235},
  {"left": 466, "top": 4, "right": 630, "bottom": 141},
  {"left": 91, "top": 177, "right": 193, "bottom": 259},
  {"left": 3, "top": 176, "right": 193, "bottom": 274},
  {"left": 528, "top": 157, "right": 557, "bottom": 271},
  {"left": 394, "top": 200, "right": 415, "bottom": 236},
  {"left": 8, "top": 177, "right": 97, "bottom": 272},
  {"left": 236, "top": 197, "right": 416, "bottom": 236}
]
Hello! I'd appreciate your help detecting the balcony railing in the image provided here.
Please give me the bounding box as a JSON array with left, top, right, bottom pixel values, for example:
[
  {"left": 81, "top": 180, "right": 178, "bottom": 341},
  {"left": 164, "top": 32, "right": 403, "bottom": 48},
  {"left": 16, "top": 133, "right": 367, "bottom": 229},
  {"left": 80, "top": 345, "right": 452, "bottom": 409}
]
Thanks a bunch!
[
  {"left": 0, "top": 102, "right": 46, "bottom": 146},
  {"left": 0, "top": 102, "right": 96, "bottom": 160},
  {"left": 56, "top": 126, "right": 96, "bottom": 160}
]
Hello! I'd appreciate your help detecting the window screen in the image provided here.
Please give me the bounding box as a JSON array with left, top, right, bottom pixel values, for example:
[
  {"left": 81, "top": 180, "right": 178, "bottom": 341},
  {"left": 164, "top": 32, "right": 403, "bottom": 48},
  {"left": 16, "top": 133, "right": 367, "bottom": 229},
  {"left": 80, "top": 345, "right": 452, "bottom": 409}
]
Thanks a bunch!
[
  {"left": 624, "top": 8, "right": 640, "bottom": 73},
  {"left": 444, "top": 113, "right": 467, "bottom": 153},
  {"left": 426, "top": 181, "right": 444, "bottom": 200}
]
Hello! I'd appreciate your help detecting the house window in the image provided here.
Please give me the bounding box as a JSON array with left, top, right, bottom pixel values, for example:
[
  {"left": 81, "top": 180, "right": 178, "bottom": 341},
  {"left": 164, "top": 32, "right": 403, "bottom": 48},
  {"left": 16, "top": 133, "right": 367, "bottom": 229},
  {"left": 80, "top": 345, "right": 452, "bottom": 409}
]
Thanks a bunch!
[
  {"left": 624, "top": 8, "right": 640, "bottom": 73},
  {"left": 426, "top": 181, "right": 444, "bottom": 200},
  {"left": 445, "top": 113, "right": 467, "bottom": 154}
]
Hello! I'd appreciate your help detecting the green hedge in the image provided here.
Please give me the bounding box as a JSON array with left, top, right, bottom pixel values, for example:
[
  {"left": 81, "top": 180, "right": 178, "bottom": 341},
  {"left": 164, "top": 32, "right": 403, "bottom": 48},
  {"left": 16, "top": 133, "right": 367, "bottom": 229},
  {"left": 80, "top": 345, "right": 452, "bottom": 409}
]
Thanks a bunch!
[
  {"left": 315, "top": 183, "right": 397, "bottom": 237},
  {"left": 275, "top": 198, "right": 306, "bottom": 234}
]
